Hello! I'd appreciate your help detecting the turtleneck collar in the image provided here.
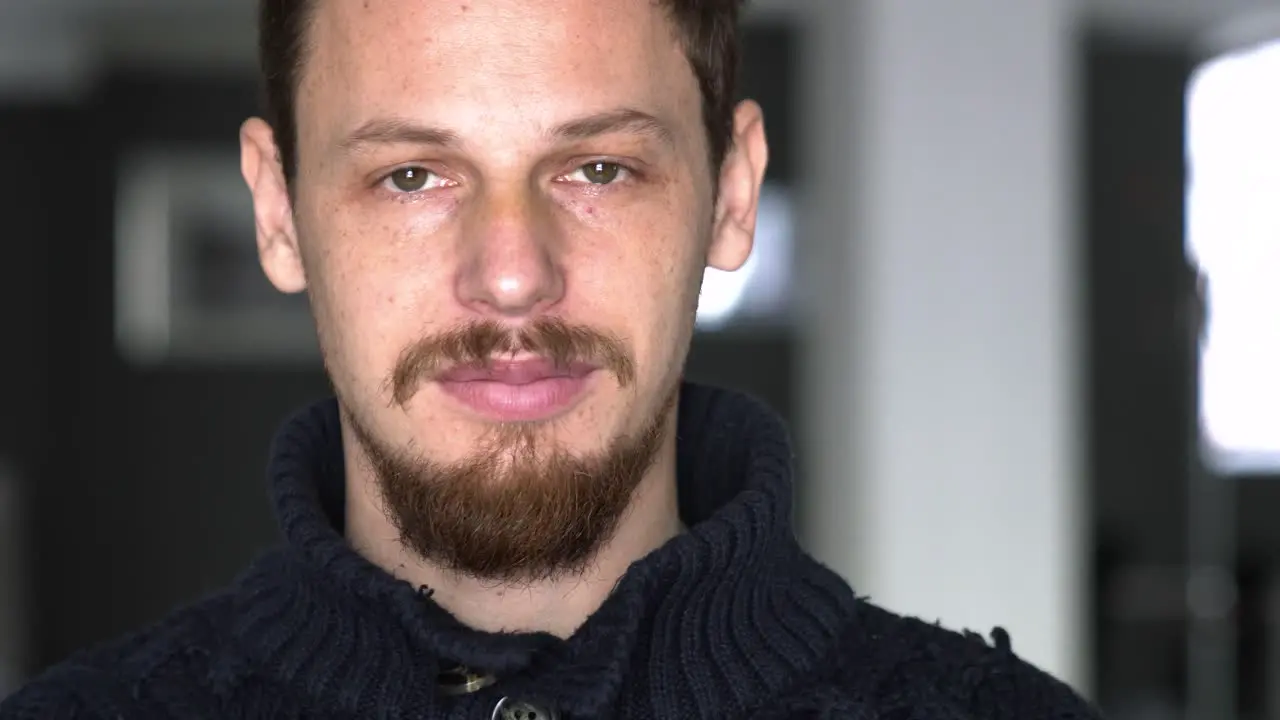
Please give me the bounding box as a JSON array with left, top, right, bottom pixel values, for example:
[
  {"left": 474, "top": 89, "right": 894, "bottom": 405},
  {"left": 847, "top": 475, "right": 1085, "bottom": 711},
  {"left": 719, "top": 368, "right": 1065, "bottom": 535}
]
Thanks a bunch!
[{"left": 230, "top": 382, "right": 857, "bottom": 718}]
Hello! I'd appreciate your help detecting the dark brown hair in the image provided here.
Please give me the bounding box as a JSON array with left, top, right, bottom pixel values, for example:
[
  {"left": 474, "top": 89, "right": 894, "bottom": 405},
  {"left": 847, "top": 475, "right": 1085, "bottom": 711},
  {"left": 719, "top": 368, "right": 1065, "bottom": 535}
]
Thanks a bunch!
[{"left": 257, "top": 0, "right": 747, "bottom": 182}]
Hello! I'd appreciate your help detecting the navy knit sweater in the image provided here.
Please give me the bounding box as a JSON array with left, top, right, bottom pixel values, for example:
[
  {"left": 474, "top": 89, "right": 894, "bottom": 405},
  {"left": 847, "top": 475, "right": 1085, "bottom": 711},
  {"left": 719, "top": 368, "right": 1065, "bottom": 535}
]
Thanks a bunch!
[{"left": 2, "top": 384, "right": 1102, "bottom": 719}]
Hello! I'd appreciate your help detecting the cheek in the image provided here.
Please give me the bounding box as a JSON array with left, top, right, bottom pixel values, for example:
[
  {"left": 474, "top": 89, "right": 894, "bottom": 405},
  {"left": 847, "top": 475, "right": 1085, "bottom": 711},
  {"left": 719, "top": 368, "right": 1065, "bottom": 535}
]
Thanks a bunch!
[
  {"left": 302, "top": 209, "right": 455, "bottom": 389},
  {"left": 564, "top": 216, "right": 703, "bottom": 377}
]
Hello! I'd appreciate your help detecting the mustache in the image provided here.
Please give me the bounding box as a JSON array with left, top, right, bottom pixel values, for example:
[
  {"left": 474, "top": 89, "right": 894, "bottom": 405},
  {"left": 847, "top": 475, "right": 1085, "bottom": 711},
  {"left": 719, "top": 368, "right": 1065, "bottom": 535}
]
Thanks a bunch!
[{"left": 389, "top": 317, "right": 635, "bottom": 406}]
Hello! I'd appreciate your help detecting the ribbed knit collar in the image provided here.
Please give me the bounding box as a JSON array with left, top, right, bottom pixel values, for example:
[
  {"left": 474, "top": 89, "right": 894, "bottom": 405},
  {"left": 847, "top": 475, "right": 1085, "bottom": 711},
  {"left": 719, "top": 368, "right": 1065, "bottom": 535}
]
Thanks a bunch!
[{"left": 231, "top": 382, "right": 858, "bottom": 718}]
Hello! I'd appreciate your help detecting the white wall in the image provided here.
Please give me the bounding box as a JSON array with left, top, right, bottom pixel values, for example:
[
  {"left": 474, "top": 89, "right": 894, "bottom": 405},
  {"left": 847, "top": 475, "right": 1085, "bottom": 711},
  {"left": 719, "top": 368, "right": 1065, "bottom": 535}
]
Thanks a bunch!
[
  {"left": 794, "top": 0, "right": 1089, "bottom": 694},
  {"left": 1, "top": 0, "right": 1276, "bottom": 97}
]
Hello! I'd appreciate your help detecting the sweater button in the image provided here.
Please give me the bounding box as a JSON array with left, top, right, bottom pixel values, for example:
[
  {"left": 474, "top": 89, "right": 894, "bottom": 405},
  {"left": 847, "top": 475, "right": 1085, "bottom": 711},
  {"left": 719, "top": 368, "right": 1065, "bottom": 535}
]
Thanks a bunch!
[{"left": 492, "top": 696, "right": 559, "bottom": 720}]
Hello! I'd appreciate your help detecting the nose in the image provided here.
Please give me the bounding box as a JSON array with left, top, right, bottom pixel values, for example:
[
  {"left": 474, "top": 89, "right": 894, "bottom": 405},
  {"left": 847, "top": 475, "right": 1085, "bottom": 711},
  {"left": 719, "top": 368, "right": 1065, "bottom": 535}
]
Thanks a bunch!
[{"left": 455, "top": 185, "right": 565, "bottom": 318}]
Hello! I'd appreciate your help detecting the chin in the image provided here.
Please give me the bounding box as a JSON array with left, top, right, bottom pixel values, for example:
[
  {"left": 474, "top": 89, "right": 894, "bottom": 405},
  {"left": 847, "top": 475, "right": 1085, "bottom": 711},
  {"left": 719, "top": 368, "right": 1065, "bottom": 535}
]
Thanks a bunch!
[{"left": 407, "top": 402, "right": 607, "bottom": 461}]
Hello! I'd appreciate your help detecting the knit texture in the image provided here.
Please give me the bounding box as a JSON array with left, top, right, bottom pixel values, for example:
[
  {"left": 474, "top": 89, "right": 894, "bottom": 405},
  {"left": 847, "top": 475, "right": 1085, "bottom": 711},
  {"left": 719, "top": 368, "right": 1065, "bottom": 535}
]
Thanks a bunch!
[{"left": 1, "top": 383, "right": 1102, "bottom": 719}]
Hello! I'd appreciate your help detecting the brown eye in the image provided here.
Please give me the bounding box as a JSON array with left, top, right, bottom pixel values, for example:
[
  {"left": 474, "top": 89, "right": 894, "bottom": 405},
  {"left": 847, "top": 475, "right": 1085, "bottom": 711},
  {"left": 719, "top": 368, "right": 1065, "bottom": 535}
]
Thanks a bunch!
[
  {"left": 579, "top": 161, "right": 621, "bottom": 184},
  {"left": 388, "top": 166, "right": 432, "bottom": 192}
]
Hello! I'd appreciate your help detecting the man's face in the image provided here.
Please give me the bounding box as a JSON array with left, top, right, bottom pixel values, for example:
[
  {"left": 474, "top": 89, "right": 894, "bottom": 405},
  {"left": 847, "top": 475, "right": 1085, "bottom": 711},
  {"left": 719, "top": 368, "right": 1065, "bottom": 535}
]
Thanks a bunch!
[{"left": 242, "top": 0, "right": 766, "bottom": 579}]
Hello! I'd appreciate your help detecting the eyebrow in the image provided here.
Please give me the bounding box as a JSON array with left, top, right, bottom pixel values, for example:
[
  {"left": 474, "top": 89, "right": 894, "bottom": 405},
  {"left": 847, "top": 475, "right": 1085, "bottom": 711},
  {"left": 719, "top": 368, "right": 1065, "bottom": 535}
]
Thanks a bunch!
[
  {"left": 337, "top": 107, "right": 676, "bottom": 154},
  {"left": 550, "top": 108, "right": 675, "bottom": 148},
  {"left": 339, "top": 118, "right": 460, "bottom": 152}
]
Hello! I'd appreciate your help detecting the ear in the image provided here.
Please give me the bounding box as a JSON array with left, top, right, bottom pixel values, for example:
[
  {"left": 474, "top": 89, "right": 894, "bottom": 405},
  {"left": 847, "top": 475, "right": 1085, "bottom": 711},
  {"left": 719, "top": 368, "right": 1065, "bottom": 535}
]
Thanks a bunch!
[
  {"left": 240, "top": 117, "right": 307, "bottom": 293},
  {"left": 707, "top": 100, "right": 769, "bottom": 272}
]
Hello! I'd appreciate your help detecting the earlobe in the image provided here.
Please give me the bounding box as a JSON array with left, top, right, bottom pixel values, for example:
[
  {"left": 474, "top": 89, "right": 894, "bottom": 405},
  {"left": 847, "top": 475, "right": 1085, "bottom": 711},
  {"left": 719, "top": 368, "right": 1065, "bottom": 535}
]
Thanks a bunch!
[
  {"left": 707, "top": 101, "right": 769, "bottom": 273},
  {"left": 240, "top": 118, "right": 308, "bottom": 294}
]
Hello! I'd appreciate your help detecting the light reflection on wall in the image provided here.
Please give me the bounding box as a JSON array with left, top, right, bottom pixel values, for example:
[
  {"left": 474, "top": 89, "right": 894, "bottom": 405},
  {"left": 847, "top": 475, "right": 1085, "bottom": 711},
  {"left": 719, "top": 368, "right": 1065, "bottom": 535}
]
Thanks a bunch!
[
  {"left": 695, "top": 182, "right": 793, "bottom": 330},
  {"left": 1186, "top": 39, "right": 1280, "bottom": 474}
]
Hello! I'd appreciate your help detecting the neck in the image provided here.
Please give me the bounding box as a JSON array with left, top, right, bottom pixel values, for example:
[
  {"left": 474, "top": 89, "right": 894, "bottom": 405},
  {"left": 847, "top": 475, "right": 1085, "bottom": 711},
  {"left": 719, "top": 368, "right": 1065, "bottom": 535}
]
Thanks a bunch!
[{"left": 343, "top": 429, "right": 682, "bottom": 639}]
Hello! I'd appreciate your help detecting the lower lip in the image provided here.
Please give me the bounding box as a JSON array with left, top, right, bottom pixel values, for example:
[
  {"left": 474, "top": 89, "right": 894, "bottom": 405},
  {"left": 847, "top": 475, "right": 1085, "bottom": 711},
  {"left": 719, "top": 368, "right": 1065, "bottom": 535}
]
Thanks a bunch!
[{"left": 438, "top": 374, "right": 595, "bottom": 422}]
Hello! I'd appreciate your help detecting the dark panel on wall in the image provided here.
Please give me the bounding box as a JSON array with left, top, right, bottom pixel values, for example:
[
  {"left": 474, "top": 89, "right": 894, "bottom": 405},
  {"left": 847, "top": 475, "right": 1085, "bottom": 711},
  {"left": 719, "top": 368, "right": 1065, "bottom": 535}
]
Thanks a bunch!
[
  {"left": 740, "top": 22, "right": 797, "bottom": 184},
  {"left": 686, "top": 331, "right": 793, "bottom": 427},
  {"left": 0, "top": 103, "right": 95, "bottom": 677},
  {"left": 1085, "top": 35, "right": 1193, "bottom": 568},
  {"left": 1083, "top": 32, "right": 1195, "bottom": 715},
  {"left": 0, "top": 107, "right": 64, "bottom": 466},
  {"left": 27, "top": 69, "right": 330, "bottom": 671}
]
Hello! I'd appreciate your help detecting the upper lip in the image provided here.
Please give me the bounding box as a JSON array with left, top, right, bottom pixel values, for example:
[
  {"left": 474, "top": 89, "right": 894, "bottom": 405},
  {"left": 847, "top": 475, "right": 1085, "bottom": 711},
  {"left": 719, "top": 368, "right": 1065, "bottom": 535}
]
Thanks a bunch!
[{"left": 435, "top": 357, "right": 598, "bottom": 385}]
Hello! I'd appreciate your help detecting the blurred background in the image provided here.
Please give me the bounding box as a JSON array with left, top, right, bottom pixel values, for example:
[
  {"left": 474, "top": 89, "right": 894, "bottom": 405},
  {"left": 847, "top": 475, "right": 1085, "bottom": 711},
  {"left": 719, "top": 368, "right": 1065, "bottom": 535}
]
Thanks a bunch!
[{"left": 1, "top": 0, "right": 1279, "bottom": 717}]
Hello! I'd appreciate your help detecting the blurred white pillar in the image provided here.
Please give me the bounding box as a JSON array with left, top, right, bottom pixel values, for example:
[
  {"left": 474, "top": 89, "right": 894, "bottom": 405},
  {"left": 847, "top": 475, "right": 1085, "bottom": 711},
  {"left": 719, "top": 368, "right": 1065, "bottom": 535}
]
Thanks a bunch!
[{"left": 795, "top": 0, "right": 1088, "bottom": 694}]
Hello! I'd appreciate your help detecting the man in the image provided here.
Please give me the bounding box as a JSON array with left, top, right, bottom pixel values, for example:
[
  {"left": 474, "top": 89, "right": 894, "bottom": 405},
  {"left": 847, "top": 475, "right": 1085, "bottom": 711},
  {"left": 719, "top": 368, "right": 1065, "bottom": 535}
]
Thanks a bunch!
[{"left": 2, "top": 0, "right": 1102, "bottom": 717}]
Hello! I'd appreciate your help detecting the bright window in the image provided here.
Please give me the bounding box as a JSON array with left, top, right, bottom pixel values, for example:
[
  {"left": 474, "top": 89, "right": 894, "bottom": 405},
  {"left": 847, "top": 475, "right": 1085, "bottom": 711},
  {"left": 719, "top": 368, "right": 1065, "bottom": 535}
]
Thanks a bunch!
[
  {"left": 1187, "top": 39, "right": 1280, "bottom": 474},
  {"left": 695, "top": 182, "right": 793, "bottom": 329}
]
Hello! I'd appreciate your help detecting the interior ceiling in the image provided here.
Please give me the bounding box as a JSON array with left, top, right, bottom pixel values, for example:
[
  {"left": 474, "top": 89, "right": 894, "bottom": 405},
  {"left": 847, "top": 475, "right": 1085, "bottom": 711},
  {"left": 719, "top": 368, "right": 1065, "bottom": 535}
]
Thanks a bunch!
[
  {"left": 1, "top": 0, "right": 1279, "bottom": 83},
  {"left": 2, "top": 0, "right": 1279, "bottom": 31}
]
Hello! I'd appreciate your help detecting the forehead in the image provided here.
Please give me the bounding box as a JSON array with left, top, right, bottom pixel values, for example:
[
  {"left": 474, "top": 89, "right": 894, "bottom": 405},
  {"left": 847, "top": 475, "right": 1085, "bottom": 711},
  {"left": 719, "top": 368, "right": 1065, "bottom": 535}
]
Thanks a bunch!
[{"left": 299, "top": 0, "right": 699, "bottom": 148}]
